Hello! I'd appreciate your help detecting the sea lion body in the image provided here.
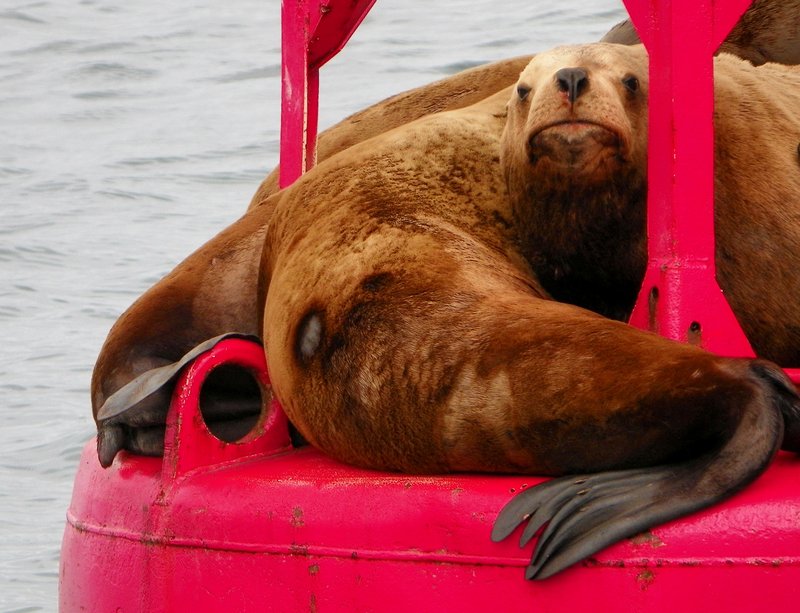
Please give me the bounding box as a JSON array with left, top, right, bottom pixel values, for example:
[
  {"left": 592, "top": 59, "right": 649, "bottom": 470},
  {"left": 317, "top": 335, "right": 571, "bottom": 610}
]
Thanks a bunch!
[
  {"left": 504, "top": 43, "right": 800, "bottom": 364},
  {"left": 257, "top": 90, "right": 788, "bottom": 474},
  {"left": 254, "top": 85, "right": 799, "bottom": 579}
]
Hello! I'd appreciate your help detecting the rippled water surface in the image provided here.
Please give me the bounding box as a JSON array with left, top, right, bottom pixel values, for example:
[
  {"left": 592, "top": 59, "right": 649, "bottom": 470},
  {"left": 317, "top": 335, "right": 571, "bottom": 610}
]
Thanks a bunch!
[{"left": 0, "top": 0, "right": 626, "bottom": 609}]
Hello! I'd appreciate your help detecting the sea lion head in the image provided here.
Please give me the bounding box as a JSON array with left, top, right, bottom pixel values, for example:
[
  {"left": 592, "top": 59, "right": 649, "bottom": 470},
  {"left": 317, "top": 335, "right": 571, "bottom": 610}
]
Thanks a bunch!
[{"left": 502, "top": 43, "right": 650, "bottom": 319}]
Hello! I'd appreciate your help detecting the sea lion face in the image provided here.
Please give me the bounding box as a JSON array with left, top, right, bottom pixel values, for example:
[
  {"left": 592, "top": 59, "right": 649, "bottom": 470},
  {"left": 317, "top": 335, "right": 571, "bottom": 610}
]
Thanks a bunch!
[
  {"left": 505, "top": 43, "right": 648, "bottom": 188},
  {"left": 501, "top": 44, "right": 650, "bottom": 319}
]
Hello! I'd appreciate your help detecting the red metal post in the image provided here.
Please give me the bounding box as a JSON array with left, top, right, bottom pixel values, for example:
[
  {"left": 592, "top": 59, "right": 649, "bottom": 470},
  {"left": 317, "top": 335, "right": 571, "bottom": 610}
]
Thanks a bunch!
[
  {"left": 625, "top": 0, "right": 756, "bottom": 358},
  {"left": 279, "top": 0, "right": 376, "bottom": 188}
]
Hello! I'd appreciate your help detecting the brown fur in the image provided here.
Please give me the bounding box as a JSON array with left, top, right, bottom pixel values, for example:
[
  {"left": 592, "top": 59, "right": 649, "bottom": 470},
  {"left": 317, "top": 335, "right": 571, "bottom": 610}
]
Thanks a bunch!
[
  {"left": 602, "top": 0, "right": 800, "bottom": 65},
  {"left": 503, "top": 43, "right": 800, "bottom": 365},
  {"left": 247, "top": 56, "right": 534, "bottom": 210}
]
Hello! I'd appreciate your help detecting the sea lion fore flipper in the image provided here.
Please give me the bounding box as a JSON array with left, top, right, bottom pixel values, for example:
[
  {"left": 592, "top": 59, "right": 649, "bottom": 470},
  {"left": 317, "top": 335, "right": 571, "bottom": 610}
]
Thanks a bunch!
[
  {"left": 492, "top": 361, "right": 796, "bottom": 579},
  {"left": 96, "top": 333, "right": 259, "bottom": 422}
]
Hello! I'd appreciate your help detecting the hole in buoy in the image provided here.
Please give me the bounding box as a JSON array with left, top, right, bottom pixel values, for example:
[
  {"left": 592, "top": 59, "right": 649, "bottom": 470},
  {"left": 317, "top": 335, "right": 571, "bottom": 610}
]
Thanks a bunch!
[
  {"left": 199, "top": 364, "right": 265, "bottom": 443},
  {"left": 689, "top": 321, "right": 701, "bottom": 333}
]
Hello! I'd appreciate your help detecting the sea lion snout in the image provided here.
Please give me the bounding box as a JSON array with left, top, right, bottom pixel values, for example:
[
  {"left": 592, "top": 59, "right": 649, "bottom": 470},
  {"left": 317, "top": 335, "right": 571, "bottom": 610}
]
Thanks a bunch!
[
  {"left": 527, "top": 121, "right": 623, "bottom": 172},
  {"left": 554, "top": 67, "right": 588, "bottom": 104}
]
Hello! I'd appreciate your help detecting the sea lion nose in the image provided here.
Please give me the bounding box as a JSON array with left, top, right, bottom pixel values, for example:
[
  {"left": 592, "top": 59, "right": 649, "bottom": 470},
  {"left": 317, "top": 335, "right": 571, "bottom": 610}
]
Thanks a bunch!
[{"left": 555, "top": 67, "right": 589, "bottom": 103}]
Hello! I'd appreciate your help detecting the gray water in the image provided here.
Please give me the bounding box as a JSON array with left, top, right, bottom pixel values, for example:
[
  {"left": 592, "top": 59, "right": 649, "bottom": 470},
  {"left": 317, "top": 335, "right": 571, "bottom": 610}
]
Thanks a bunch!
[{"left": 0, "top": 1, "right": 626, "bottom": 609}]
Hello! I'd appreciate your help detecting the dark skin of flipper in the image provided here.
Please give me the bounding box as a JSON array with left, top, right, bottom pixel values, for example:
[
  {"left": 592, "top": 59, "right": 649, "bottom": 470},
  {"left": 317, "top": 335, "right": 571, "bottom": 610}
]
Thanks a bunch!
[{"left": 492, "top": 361, "right": 800, "bottom": 579}]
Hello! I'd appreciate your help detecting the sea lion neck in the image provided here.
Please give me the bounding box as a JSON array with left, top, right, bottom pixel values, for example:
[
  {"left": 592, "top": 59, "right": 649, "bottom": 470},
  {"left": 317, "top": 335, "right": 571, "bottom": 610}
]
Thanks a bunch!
[{"left": 511, "top": 168, "right": 648, "bottom": 321}]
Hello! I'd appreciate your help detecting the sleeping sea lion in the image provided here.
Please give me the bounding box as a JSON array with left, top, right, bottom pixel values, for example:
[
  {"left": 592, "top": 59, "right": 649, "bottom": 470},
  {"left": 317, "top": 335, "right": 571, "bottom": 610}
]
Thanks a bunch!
[
  {"left": 247, "top": 55, "right": 534, "bottom": 209},
  {"left": 96, "top": 74, "right": 800, "bottom": 579},
  {"left": 93, "top": 6, "right": 800, "bottom": 455},
  {"left": 503, "top": 42, "right": 800, "bottom": 365}
]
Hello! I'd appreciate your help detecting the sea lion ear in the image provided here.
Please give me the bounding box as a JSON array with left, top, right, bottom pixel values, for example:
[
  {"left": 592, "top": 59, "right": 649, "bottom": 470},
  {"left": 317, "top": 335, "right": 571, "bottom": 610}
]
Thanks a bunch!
[{"left": 516, "top": 84, "right": 532, "bottom": 101}]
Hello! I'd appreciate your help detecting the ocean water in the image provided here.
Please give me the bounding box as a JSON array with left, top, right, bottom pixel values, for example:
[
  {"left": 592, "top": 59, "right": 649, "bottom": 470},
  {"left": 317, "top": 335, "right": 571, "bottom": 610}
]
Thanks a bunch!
[{"left": 0, "top": 1, "right": 627, "bottom": 609}]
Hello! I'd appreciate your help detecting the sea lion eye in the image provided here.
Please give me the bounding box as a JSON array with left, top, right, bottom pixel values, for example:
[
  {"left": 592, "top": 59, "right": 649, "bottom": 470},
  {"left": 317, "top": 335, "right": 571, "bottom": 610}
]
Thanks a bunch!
[
  {"left": 622, "top": 75, "right": 639, "bottom": 93},
  {"left": 517, "top": 85, "right": 531, "bottom": 101}
]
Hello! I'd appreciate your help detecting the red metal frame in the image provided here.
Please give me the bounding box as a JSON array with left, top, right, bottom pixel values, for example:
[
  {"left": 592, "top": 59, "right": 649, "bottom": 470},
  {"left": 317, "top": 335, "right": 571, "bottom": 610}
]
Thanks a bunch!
[
  {"left": 279, "top": 0, "right": 376, "bottom": 187},
  {"left": 625, "top": 0, "right": 754, "bottom": 357}
]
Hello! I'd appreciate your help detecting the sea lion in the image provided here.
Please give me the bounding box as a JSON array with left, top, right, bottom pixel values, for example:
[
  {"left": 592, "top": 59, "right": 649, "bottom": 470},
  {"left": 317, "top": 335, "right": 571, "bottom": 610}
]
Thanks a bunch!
[
  {"left": 96, "top": 78, "right": 800, "bottom": 579},
  {"left": 258, "top": 86, "right": 800, "bottom": 579},
  {"left": 93, "top": 29, "right": 622, "bottom": 461},
  {"left": 602, "top": 0, "right": 800, "bottom": 66},
  {"left": 503, "top": 42, "right": 800, "bottom": 365}
]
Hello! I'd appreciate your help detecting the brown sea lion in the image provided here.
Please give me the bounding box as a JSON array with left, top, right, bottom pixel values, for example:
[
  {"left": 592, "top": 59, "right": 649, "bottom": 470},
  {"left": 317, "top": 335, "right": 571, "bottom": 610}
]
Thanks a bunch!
[
  {"left": 93, "top": 28, "right": 627, "bottom": 462},
  {"left": 503, "top": 42, "right": 800, "bottom": 365},
  {"left": 602, "top": 0, "right": 800, "bottom": 66},
  {"left": 96, "top": 76, "right": 800, "bottom": 579},
  {"left": 257, "top": 86, "right": 800, "bottom": 579}
]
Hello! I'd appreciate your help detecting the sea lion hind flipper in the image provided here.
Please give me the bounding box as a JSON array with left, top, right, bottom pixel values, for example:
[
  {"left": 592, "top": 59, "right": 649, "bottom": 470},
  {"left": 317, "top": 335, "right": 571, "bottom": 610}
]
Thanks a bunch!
[
  {"left": 490, "top": 469, "right": 653, "bottom": 546},
  {"left": 522, "top": 466, "right": 688, "bottom": 579},
  {"left": 521, "top": 468, "right": 657, "bottom": 548}
]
